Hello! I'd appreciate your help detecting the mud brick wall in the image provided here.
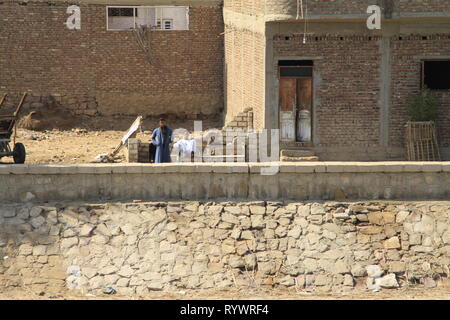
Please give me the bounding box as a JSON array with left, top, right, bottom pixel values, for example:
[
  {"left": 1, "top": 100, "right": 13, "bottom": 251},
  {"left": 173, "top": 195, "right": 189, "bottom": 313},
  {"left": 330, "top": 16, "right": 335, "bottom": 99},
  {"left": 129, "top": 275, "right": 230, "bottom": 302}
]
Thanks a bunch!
[
  {"left": 265, "top": 0, "right": 370, "bottom": 16},
  {"left": 225, "top": 0, "right": 450, "bottom": 17},
  {"left": 224, "top": 27, "right": 265, "bottom": 129},
  {"left": 223, "top": 0, "right": 265, "bottom": 15},
  {"left": 0, "top": 201, "right": 448, "bottom": 295},
  {"left": 0, "top": 1, "right": 224, "bottom": 118},
  {"left": 397, "top": 0, "right": 450, "bottom": 13},
  {"left": 390, "top": 35, "right": 450, "bottom": 149},
  {"left": 264, "top": 0, "right": 450, "bottom": 17},
  {"left": 273, "top": 35, "right": 382, "bottom": 148}
]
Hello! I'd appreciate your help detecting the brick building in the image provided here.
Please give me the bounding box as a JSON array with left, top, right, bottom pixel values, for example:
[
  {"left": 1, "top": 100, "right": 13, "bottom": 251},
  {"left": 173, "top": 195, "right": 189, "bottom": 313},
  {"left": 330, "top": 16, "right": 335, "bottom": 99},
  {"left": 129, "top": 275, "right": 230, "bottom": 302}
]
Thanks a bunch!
[
  {"left": 0, "top": 0, "right": 224, "bottom": 118},
  {"left": 1, "top": 0, "right": 450, "bottom": 160},
  {"left": 224, "top": 0, "right": 450, "bottom": 160}
]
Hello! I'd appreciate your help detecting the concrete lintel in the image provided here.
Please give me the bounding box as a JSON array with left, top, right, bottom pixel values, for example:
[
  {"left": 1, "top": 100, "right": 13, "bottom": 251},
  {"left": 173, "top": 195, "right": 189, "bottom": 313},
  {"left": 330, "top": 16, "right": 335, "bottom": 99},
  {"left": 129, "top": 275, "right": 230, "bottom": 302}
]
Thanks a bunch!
[
  {"left": 77, "top": 164, "right": 111, "bottom": 174},
  {"left": 276, "top": 56, "right": 324, "bottom": 61},
  {"left": 265, "top": 13, "right": 450, "bottom": 23},
  {"left": 422, "top": 163, "right": 443, "bottom": 173},
  {"left": 126, "top": 164, "right": 145, "bottom": 174},
  {"left": 22, "top": 0, "right": 223, "bottom": 7},
  {"left": 402, "top": 163, "right": 425, "bottom": 173}
]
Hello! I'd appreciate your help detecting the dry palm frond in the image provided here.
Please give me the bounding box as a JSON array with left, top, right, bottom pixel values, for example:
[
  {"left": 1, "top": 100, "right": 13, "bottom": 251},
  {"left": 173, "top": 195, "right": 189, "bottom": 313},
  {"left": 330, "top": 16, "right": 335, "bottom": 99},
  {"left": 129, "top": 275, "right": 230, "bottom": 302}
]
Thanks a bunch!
[{"left": 134, "top": 25, "right": 160, "bottom": 67}]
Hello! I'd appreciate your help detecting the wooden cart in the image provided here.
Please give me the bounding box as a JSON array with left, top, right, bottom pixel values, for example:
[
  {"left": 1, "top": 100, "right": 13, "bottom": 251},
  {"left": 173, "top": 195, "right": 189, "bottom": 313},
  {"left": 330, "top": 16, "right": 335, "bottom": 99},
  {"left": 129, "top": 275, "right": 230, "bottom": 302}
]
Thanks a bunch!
[{"left": 0, "top": 93, "right": 27, "bottom": 163}]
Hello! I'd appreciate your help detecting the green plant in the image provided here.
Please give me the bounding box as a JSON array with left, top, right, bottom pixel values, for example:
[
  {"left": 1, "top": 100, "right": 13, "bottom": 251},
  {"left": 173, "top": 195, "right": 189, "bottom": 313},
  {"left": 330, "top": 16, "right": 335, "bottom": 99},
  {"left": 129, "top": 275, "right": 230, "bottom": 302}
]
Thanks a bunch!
[{"left": 407, "top": 87, "right": 439, "bottom": 122}]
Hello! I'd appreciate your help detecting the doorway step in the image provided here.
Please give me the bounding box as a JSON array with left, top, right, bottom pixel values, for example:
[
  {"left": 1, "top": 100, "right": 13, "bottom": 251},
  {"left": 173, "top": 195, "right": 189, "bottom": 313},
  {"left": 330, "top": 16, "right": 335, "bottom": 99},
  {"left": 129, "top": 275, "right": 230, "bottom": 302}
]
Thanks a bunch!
[{"left": 280, "top": 149, "right": 319, "bottom": 162}]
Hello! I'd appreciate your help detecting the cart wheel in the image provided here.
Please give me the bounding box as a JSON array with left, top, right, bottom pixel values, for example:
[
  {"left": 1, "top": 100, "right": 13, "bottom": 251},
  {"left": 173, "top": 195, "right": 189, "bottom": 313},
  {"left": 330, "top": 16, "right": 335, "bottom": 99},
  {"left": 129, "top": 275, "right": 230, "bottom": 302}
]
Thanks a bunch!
[{"left": 13, "top": 143, "right": 26, "bottom": 164}]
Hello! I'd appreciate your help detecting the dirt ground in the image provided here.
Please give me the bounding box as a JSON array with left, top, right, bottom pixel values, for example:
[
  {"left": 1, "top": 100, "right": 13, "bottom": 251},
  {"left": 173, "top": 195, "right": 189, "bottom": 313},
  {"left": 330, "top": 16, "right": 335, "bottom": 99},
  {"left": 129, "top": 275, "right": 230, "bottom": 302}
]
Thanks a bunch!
[
  {"left": 0, "top": 116, "right": 222, "bottom": 164},
  {"left": 0, "top": 284, "right": 449, "bottom": 300}
]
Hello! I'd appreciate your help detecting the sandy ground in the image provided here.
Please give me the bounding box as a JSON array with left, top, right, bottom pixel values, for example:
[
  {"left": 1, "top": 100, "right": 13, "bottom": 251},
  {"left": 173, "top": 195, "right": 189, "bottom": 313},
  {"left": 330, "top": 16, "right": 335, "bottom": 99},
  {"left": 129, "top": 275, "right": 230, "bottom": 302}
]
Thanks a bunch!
[
  {"left": 0, "top": 116, "right": 222, "bottom": 164},
  {"left": 0, "top": 284, "right": 449, "bottom": 300},
  {"left": 1, "top": 128, "right": 133, "bottom": 164}
]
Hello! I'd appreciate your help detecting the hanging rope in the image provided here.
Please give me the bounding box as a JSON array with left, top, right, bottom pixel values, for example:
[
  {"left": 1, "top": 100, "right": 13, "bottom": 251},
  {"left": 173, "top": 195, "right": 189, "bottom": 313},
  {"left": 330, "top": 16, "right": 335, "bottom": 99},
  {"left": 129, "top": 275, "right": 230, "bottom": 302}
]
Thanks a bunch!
[
  {"left": 303, "top": 0, "right": 308, "bottom": 44},
  {"left": 296, "top": 0, "right": 304, "bottom": 20}
]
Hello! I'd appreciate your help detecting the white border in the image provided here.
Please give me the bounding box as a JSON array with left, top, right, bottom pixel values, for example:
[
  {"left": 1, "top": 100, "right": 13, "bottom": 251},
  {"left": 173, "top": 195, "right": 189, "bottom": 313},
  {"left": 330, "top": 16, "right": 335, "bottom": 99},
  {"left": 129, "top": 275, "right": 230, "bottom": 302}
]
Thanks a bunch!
[{"left": 106, "top": 6, "right": 190, "bottom": 31}]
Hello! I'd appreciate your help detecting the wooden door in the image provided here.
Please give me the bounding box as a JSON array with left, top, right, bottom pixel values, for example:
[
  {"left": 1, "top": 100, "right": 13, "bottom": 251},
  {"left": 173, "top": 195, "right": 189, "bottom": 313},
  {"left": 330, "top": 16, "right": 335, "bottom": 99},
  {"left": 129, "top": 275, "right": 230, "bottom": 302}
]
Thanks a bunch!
[
  {"left": 296, "top": 78, "right": 312, "bottom": 142},
  {"left": 279, "top": 78, "right": 296, "bottom": 141}
]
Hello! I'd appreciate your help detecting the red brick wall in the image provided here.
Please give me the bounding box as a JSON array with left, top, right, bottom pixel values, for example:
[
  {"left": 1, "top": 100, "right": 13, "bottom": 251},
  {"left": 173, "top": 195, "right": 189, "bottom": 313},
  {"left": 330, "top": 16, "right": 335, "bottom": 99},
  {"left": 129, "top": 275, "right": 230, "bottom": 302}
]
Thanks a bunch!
[
  {"left": 390, "top": 34, "right": 450, "bottom": 148},
  {"left": 274, "top": 35, "right": 382, "bottom": 148},
  {"left": 273, "top": 32, "right": 450, "bottom": 155},
  {"left": 0, "top": 1, "right": 224, "bottom": 117}
]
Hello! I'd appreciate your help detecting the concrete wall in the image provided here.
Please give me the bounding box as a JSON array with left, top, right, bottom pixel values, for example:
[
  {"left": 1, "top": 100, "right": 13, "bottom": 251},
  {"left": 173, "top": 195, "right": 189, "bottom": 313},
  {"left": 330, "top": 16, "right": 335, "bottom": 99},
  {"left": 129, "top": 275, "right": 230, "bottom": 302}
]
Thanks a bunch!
[
  {"left": 0, "top": 163, "right": 449, "bottom": 203},
  {"left": 0, "top": 200, "right": 448, "bottom": 294},
  {"left": 0, "top": 1, "right": 224, "bottom": 118}
]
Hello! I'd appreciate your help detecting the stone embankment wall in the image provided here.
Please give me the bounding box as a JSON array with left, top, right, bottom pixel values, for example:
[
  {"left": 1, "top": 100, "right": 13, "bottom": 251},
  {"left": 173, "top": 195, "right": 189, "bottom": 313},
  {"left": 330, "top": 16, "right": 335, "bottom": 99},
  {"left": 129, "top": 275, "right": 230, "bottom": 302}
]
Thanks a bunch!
[{"left": 0, "top": 201, "right": 448, "bottom": 294}]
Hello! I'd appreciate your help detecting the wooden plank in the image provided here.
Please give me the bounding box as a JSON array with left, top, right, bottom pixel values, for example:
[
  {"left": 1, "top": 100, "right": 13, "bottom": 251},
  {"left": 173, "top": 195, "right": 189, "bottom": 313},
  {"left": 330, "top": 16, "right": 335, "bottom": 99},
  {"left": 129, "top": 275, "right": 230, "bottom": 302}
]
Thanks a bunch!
[
  {"left": 297, "top": 78, "right": 312, "bottom": 111},
  {"left": 0, "top": 94, "right": 7, "bottom": 110},
  {"left": 279, "top": 78, "right": 297, "bottom": 112},
  {"left": 108, "top": 116, "right": 143, "bottom": 159},
  {"left": 7, "top": 93, "right": 27, "bottom": 132},
  {"left": 297, "top": 77, "right": 313, "bottom": 142},
  {"left": 279, "top": 78, "right": 297, "bottom": 142}
]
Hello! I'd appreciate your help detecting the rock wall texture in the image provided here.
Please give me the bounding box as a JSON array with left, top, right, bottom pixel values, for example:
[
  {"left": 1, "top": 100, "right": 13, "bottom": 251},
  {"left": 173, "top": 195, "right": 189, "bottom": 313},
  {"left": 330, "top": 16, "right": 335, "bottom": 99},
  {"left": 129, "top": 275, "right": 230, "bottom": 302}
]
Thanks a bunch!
[{"left": 0, "top": 201, "right": 448, "bottom": 295}]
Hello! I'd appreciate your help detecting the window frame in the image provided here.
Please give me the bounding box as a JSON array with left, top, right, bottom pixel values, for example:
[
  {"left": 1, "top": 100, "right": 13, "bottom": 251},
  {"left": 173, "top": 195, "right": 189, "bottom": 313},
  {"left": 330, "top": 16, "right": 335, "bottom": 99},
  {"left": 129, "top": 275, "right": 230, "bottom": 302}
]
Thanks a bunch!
[
  {"left": 163, "top": 19, "right": 174, "bottom": 30},
  {"left": 106, "top": 5, "right": 189, "bottom": 32}
]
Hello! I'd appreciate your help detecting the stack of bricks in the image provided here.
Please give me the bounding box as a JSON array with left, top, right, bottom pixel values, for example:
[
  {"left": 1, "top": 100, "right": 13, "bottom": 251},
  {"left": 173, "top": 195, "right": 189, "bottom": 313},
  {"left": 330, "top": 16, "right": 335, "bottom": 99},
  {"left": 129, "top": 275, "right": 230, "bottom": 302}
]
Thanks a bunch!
[
  {"left": 223, "top": 108, "right": 254, "bottom": 131},
  {"left": 221, "top": 108, "right": 255, "bottom": 162},
  {"left": 219, "top": 108, "right": 256, "bottom": 162},
  {"left": 127, "top": 139, "right": 151, "bottom": 163},
  {"left": 127, "top": 139, "right": 140, "bottom": 163},
  {"left": 138, "top": 142, "right": 150, "bottom": 163}
]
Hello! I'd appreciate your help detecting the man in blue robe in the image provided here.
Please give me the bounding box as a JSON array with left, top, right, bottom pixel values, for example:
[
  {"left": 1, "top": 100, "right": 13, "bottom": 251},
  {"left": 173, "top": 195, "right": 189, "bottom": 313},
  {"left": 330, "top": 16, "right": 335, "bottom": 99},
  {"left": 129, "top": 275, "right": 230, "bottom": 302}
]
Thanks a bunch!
[{"left": 152, "top": 118, "right": 173, "bottom": 163}]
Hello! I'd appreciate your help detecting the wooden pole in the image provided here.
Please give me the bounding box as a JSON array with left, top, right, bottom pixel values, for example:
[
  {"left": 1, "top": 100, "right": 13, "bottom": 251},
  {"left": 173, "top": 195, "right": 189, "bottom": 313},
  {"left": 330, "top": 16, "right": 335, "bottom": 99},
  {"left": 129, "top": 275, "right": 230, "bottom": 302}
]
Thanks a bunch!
[
  {"left": 0, "top": 94, "right": 7, "bottom": 109},
  {"left": 8, "top": 92, "right": 27, "bottom": 133}
]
